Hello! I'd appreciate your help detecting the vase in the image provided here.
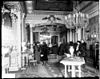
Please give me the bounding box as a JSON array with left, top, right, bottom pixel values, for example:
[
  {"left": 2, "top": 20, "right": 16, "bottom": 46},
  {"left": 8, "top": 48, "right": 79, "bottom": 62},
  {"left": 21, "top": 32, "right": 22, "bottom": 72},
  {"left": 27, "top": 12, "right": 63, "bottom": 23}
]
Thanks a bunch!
[{"left": 69, "top": 46, "right": 74, "bottom": 57}]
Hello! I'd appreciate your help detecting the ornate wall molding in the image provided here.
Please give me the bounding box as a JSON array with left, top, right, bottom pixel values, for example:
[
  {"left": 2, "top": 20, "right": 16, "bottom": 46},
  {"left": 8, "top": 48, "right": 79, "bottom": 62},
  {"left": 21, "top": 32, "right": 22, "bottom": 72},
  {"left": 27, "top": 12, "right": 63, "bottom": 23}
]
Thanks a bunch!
[{"left": 2, "top": 1, "right": 25, "bottom": 70}]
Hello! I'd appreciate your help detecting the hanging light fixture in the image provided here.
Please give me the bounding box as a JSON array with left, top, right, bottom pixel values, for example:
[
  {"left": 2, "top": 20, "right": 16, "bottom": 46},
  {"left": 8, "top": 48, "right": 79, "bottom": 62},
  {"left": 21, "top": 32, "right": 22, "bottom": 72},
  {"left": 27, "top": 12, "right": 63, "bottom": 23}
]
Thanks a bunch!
[{"left": 65, "top": 1, "right": 89, "bottom": 30}]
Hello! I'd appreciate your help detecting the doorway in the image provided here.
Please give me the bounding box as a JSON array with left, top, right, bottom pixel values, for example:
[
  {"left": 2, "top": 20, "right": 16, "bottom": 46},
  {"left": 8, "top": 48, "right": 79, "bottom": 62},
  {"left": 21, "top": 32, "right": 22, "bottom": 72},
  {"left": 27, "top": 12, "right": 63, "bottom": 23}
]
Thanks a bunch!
[
  {"left": 51, "top": 36, "right": 58, "bottom": 45},
  {"left": 33, "top": 32, "right": 39, "bottom": 43},
  {"left": 39, "top": 32, "right": 51, "bottom": 45}
]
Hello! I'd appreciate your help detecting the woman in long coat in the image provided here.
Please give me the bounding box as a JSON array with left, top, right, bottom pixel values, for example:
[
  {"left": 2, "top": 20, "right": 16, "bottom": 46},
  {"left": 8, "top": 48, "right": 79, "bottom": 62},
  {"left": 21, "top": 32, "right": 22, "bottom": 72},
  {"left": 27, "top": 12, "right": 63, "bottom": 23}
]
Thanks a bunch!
[
  {"left": 40, "top": 42, "right": 48, "bottom": 65},
  {"left": 34, "top": 42, "right": 41, "bottom": 63}
]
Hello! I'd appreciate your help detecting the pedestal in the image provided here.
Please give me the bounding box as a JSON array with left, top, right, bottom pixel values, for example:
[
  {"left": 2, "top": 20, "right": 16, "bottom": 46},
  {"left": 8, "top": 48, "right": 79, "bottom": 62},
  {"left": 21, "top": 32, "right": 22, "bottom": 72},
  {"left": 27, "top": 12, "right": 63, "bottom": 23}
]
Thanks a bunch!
[
  {"left": 21, "top": 52, "right": 29, "bottom": 68},
  {"left": 9, "top": 50, "right": 19, "bottom": 71}
]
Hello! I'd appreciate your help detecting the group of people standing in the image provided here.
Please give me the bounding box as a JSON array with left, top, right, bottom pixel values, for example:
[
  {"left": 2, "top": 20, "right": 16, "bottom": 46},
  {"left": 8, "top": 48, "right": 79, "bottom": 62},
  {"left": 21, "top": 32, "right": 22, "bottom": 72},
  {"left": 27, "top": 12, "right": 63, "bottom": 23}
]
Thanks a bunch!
[
  {"left": 33, "top": 40, "right": 87, "bottom": 65},
  {"left": 33, "top": 42, "right": 49, "bottom": 65}
]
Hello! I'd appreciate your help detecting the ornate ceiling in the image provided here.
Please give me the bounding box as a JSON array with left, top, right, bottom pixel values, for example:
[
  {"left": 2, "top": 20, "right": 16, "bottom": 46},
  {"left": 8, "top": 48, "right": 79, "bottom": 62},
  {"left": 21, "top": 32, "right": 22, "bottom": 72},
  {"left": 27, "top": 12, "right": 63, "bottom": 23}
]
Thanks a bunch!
[
  {"left": 25, "top": 0, "right": 73, "bottom": 14},
  {"left": 3, "top": 1, "right": 94, "bottom": 15},
  {"left": 2, "top": 1, "right": 98, "bottom": 26}
]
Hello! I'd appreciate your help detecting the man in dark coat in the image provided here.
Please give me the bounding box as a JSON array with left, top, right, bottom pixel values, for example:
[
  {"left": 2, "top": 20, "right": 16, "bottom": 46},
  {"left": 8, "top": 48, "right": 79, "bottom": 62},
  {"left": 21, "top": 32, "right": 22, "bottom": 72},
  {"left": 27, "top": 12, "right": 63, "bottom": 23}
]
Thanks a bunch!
[
  {"left": 65, "top": 42, "right": 70, "bottom": 54},
  {"left": 79, "top": 40, "right": 87, "bottom": 57},
  {"left": 58, "top": 42, "right": 66, "bottom": 56},
  {"left": 34, "top": 42, "right": 41, "bottom": 63}
]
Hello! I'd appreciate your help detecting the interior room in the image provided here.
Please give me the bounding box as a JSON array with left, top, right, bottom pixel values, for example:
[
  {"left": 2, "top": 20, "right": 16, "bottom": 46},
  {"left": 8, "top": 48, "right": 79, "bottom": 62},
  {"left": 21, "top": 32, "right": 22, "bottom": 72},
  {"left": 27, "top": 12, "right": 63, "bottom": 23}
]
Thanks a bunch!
[{"left": 1, "top": 0, "right": 99, "bottom": 78}]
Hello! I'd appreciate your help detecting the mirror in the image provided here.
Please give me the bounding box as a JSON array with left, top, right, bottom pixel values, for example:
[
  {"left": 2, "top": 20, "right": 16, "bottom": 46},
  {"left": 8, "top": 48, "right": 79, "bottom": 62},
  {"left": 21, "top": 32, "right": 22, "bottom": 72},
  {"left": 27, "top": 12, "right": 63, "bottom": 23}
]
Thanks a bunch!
[
  {"left": 51, "top": 36, "right": 58, "bottom": 45},
  {"left": 39, "top": 32, "right": 51, "bottom": 45}
]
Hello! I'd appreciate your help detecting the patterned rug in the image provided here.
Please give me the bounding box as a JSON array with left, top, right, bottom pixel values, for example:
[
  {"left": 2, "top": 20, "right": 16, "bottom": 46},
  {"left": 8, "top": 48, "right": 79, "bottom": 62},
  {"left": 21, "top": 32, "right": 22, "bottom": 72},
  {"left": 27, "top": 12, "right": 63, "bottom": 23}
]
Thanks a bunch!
[
  {"left": 15, "top": 64, "right": 52, "bottom": 78},
  {"left": 45, "top": 62, "right": 99, "bottom": 78},
  {"left": 10, "top": 62, "right": 99, "bottom": 78},
  {"left": 15, "top": 66, "right": 40, "bottom": 78}
]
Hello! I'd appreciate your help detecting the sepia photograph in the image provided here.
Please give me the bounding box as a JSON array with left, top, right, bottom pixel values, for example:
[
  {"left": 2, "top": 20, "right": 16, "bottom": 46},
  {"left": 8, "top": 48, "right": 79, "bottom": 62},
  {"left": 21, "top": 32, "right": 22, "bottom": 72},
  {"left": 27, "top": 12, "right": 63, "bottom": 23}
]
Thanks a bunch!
[{"left": 1, "top": 0, "right": 99, "bottom": 78}]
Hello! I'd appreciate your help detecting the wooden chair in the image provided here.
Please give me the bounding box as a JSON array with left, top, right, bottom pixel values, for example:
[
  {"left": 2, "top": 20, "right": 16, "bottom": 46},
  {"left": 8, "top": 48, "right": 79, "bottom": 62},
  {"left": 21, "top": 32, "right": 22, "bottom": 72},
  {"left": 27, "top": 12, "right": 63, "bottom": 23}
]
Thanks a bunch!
[{"left": 29, "top": 54, "right": 37, "bottom": 66}]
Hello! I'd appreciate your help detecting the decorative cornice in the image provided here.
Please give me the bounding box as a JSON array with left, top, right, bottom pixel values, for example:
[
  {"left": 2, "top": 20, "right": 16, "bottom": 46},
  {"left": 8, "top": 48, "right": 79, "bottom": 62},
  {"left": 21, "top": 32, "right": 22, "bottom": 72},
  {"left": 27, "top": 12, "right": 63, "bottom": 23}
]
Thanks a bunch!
[
  {"left": 3, "top": 1, "right": 22, "bottom": 12},
  {"left": 32, "top": 10, "right": 71, "bottom": 15}
]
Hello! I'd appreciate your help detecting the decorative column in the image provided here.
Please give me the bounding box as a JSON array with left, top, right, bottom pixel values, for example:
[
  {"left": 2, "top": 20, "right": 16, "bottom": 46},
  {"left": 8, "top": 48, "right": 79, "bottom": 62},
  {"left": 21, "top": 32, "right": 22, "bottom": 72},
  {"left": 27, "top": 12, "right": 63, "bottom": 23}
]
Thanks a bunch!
[
  {"left": 74, "top": 30, "right": 75, "bottom": 42},
  {"left": 77, "top": 28, "right": 81, "bottom": 41},
  {"left": 83, "top": 27, "right": 85, "bottom": 41},
  {"left": 21, "top": 13, "right": 26, "bottom": 68},
  {"left": 67, "top": 30, "right": 70, "bottom": 42},
  {"left": 77, "top": 28, "right": 79, "bottom": 41},
  {"left": 70, "top": 29, "right": 72, "bottom": 42},
  {"left": 22, "top": 13, "right": 25, "bottom": 43},
  {"left": 17, "top": 11, "right": 22, "bottom": 68},
  {"left": 72, "top": 29, "right": 73, "bottom": 42},
  {"left": 72, "top": 29, "right": 74, "bottom": 42},
  {"left": 30, "top": 24, "right": 33, "bottom": 53},
  {"left": 75, "top": 28, "right": 78, "bottom": 42}
]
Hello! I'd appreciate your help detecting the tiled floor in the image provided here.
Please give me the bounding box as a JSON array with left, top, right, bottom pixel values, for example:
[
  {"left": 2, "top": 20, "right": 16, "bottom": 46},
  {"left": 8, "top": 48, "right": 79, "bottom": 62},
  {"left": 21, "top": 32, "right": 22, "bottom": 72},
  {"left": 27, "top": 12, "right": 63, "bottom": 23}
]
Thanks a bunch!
[{"left": 7, "top": 61, "right": 99, "bottom": 78}]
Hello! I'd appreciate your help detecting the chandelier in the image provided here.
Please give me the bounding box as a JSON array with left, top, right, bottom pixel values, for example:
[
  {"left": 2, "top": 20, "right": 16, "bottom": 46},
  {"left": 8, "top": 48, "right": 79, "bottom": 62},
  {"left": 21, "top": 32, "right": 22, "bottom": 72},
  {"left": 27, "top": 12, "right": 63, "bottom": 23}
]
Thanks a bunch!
[{"left": 65, "top": 1, "right": 89, "bottom": 30}]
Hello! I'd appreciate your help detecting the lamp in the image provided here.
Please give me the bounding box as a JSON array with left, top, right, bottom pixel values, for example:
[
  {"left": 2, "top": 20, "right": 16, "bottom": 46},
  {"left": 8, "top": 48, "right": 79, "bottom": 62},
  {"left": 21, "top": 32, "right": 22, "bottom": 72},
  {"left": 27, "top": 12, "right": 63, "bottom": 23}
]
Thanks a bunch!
[
  {"left": 65, "top": 1, "right": 89, "bottom": 30},
  {"left": 91, "top": 33, "right": 97, "bottom": 38}
]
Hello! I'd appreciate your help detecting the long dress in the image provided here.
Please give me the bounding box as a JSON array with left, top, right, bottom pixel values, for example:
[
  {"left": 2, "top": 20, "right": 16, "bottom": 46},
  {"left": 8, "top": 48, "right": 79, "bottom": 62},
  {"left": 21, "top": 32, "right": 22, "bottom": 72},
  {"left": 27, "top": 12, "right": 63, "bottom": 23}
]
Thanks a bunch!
[{"left": 34, "top": 45, "right": 40, "bottom": 62}]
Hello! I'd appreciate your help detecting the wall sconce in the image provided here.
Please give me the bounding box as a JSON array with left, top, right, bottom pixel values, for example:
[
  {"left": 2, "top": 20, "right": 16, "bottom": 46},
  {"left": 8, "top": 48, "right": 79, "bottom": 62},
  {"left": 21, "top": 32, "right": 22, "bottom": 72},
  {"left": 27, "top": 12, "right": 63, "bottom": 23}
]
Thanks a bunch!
[
  {"left": 91, "top": 34, "right": 97, "bottom": 39},
  {"left": 91, "top": 34, "right": 93, "bottom": 38},
  {"left": 94, "top": 34, "right": 97, "bottom": 38}
]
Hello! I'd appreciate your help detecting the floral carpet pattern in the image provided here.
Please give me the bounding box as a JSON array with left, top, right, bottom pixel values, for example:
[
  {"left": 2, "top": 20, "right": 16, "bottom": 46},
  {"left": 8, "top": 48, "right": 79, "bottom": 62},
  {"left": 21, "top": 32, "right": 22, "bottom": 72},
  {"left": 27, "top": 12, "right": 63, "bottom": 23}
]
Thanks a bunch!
[
  {"left": 45, "top": 62, "right": 99, "bottom": 78},
  {"left": 15, "top": 64, "right": 52, "bottom": 78},
  {"left": 14, "top": 62, "right": 99, "bottom": 78}
]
